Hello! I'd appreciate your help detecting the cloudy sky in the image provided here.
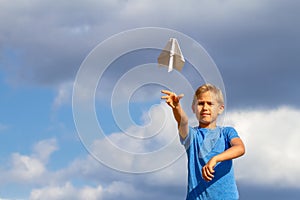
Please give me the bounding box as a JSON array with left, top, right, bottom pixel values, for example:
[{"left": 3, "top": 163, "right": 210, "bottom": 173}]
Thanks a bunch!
[{"left": 1, "top": 0, "right": 300, "bottom": 199}]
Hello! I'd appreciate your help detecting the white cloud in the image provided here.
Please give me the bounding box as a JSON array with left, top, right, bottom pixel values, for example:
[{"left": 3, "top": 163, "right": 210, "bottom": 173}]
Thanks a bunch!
[
  {"left": 9, "top": 153, "right": 46, "bottom": 182},
  {"left": 86, "top": 103, "right": 186, "bottom": 173},
  {"left": 102, "top": 181, "right": 140, "bottom": 199},
  {"left": 29, "top": 182, "right": 78, "bottom": 200},
  {"left": 29, "top": 181, "right": 142, "bottom": 200},
  {"left": 29, "top": 168, "right": 184, "bottom": 200},
  {"left": 32, "top": 138, "right": 58, "bottom": 163},
  {"left": 226, "top": 106, "right": 300, "bottom": 188},
  {"left": 78, "top": 185, "right": 103, "bottom": 200},
  {"left": 0, "top": 138, "right": 58, "bottom": 184}
]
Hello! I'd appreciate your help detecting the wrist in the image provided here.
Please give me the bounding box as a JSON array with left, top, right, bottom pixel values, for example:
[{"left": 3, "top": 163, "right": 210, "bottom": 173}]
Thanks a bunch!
[{"left": 213, "top": 155, "right": 221, "bottom": 163}]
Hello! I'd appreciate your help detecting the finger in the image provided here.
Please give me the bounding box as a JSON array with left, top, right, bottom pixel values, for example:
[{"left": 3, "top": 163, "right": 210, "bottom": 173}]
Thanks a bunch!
[
  {"left": 161, "top": 90, "right": 172, "bottom": 95},
  {"left": 166, "top": 99, "right": 175, "bottom": 108},
  {"left": 170, "top": 102, "right": 175, "bottom": 109},
  {"left": 161, "top": 95, "right": 169, "bottom": 100},
  {"left": 207, "top": 169, "right": 214, "bottom": 178},
  {"left": 161, "top": 90, "right": 177, "bottom": 99},
  {"left": 206, "top": 167, "right": 214, "bottom": 179},
  {"left": 202, "top": 166, "right": 214, "bottom": 181},
  {"left": 208, "top": 165, "right": 215, "bottom": 174},
  {"left": 202, "top": 168, "right": 211, "bottom": 181}
]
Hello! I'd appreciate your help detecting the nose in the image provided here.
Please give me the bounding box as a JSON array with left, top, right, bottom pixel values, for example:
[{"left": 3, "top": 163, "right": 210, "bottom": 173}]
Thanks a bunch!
[{"left": 203, "top": 102, "right": 208, "bottom": 110}]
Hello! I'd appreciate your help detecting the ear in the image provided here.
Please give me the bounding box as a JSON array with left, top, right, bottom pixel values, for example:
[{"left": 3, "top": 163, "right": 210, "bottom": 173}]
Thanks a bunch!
[
  {"left": 191, "top": 103, "right": 195, "bottom": 113},
  {"left": 218, "top": 104, "right": 224, "bottom": 115}
]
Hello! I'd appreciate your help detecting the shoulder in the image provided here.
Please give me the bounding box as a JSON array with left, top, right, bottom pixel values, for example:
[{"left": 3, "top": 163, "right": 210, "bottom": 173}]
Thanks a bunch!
[
  {"left": 189, "top": 126, "right": 202, "bottom": 135},
  {"left": 180, "top": 126, "right": 197, "bottom": 148},
  {"left": 188, "top": 126, "right": 201, "bottom": 139},
  {"left": 220, "top": 126, "right": 237, "bottom": 133},
  {"left": 221, "top": 126, "right": 236, "bottom": 132},
  {"left": 181, "top": 126, "right": 203, "bottom": 142},
  {"left": 220, "top": 126, "right": 239, "bottom": 140}
]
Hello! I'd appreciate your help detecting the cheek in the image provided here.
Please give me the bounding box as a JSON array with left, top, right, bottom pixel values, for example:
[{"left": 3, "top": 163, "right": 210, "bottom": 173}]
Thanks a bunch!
[
  {"left": 195, "top": 106, "right": 203, "bottom": 112},
  {"left": 192, "top": 105, "right": 198, "bottom": 113},
  {"left": 210, "top": 107, "right": 219, "bottom": 115}
]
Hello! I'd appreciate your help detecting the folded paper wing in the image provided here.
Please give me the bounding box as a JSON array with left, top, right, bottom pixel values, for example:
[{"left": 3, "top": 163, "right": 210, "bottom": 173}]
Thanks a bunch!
[{"left": 157, "top": 38, "right": 185, "bottom": 72}]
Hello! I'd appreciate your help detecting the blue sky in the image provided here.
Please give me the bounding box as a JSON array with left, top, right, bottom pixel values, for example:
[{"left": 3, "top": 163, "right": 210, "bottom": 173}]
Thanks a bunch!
[{"left": 1, "top": 0, "right": 300, "bottom": 199}]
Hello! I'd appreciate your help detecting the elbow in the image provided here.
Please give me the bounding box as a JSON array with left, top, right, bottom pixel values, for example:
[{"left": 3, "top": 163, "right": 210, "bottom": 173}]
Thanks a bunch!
[
  {"left": 231, "top": 138, "right": 246, "bottom": 158},
  {"left": 234, "top": 143, "right": 246, "bottom": 158},
  {"left": 239, "top": 144, "right": 246, "bottom": 157}
]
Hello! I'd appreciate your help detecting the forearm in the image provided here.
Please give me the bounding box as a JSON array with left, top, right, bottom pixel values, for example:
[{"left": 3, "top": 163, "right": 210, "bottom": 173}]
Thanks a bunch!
[
  {"left": 172, "top": 104, "right": 189, "bottom": 139},
  {"left": 213, "top": 138, "right": 245, "bottom": 163},
  {"left": 160, "top": 90, "right": 189, "bottom": 139},
  {"left": 214, "top": 146, "right": 245, "bottom": 163}
]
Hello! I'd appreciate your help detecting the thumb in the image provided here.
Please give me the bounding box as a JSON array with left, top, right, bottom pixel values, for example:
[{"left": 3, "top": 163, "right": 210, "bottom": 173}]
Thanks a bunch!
[
  {"left": 177, "top": 94, "right": 184, "bottom": 100},
  {"left": 208, "top": 164, "right": 215, "bottom": 173}
]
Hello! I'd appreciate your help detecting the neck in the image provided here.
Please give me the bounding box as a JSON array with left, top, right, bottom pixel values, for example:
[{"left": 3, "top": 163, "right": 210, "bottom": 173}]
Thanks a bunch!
[{"left": 199, "top": 122, "right": 217, "bottom": 129}]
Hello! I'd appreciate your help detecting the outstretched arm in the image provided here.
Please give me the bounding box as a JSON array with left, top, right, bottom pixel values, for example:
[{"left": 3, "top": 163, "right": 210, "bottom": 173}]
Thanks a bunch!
[
  {"left": 202, "top": 137, "right": 245, "bottom": 181},
  {"left": 161, "top": 90, "right": 189, "bottom": 140}
]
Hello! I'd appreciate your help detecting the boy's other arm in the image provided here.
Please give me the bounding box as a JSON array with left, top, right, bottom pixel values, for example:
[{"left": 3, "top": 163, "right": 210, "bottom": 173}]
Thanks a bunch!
[
  {"left": 161, "top": 90, "right": 189, "bottom": 139},
  {"left": 202, "top": 138, "right": 245, "bottom": 181},
  {"left": 215, "top": 137, "right": 245, "bottom": 163}
]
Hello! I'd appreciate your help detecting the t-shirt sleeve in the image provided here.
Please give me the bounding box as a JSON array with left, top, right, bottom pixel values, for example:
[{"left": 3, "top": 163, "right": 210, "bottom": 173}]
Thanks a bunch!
[
  {"left": 180, "top": 126, "right": 194, "bottom": 149},
  {"left": 225, "top": 127, "right": 240, "bottom": 142}
]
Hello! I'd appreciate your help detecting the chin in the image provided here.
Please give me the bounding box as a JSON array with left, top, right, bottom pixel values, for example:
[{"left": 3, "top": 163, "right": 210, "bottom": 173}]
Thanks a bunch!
[{"left": 199, "top": 121, "right": 211, "bottom": 126}]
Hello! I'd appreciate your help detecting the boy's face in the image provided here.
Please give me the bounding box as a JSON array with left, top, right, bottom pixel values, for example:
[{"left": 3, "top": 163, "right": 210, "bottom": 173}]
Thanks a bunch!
[{"left": 192, "top": 91, "right": 224, "bottom": 128}]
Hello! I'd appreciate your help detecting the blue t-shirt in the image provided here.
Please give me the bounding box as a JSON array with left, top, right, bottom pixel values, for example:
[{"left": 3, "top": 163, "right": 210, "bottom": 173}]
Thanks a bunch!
[{"left": 180, "top": 126, "right": 239, "bottom": 200}]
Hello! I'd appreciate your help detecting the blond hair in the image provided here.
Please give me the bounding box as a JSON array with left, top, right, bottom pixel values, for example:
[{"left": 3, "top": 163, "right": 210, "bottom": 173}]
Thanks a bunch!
[{"left": 193, "top": 83, "right": 224, "bottom": 105}]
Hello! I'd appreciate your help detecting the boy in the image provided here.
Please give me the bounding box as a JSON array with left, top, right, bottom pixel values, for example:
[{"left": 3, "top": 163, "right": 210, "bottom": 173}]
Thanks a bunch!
[{"left": 161, "top": 83, "right": 245, "bottom": 200}]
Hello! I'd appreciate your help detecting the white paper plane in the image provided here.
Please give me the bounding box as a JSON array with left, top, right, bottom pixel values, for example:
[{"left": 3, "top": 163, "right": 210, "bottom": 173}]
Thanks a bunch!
[{"left": 157, "top": 38, "right": 185, "bottom": 72}]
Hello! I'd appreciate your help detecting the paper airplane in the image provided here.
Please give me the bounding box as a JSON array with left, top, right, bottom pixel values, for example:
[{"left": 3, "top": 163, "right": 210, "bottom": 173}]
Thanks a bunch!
[{"left": 157, "top": 38, "right": 185, "bottom": 72}]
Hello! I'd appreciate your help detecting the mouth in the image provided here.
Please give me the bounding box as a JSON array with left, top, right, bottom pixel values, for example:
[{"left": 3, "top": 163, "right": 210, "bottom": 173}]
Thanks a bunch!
[{"left": 201, "top": 113, "right": 210, "bottom": 116}]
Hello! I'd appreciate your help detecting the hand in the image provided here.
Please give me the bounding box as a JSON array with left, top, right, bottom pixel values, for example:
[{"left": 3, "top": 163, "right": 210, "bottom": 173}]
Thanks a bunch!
[
  {"left": 161, "top": 90, "right": 184, "bottom": 109},
  {"left": 202, "top": 157, "right": 217, "bottom": 182}
]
